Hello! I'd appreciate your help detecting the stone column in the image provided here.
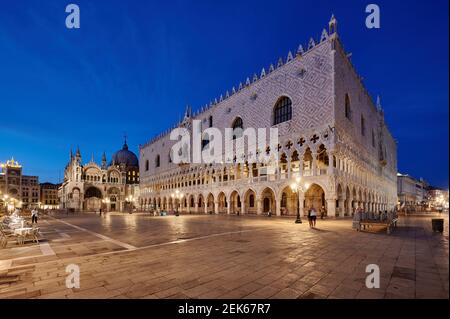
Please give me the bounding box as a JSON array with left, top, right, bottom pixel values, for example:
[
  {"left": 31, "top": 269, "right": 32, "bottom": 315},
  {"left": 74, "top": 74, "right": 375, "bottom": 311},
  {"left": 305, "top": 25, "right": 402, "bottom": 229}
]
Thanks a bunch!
[
  {"left": 214, "top": 201, "right": 219, "bottom": 214},
  {"left": 287, "top": 158, "right": 292, "bottom": 179},
  {"left": 227, "top": 199, "right": 231, "bottom": 215},
  {"left": 256, "top": 199, "right": 262, "bottom": 215},
  {"left": 326, "top": 198, "right": 337, "bottom": 217},
  {"left": 276, "top": 199, "right": 281, "bottom": 216},
  {"left": 328, "top": 153, "right": 335, "bottom": 175},
  {"left": 194, "top": 202, "right": 198, "bottom": 214},
  {"left": 241, "top": 200, "right": 245, "bottom": 215},
  {"left": 299, "top": 193, "right": 305, "bottom": 217},
  {"left": 312, "top": 152, "right": 318, "bottom": 176}
]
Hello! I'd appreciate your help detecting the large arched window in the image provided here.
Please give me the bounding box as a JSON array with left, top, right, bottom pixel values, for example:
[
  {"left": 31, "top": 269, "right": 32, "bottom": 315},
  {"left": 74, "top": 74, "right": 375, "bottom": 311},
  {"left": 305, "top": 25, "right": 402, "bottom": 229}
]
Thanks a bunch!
[
  {"left": 273, "top": 96, "right": 292, "bottom": 125},
  {"left": 155, "top": 155, "right": 160, "bottom": 168},
  {"left": 232, "top": 117, "right": 243, "bottom": 139},
  {"left": 345, "top": 94, "right": 351, "bottom": 120}
]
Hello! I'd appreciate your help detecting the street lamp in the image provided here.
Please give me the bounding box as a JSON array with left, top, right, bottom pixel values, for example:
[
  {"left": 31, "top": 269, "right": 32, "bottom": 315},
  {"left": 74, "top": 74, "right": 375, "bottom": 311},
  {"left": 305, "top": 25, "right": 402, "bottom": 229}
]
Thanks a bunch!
[
  {"left": 290, "top": 176, "right": 310, "bottom": 224},
  {"left": 171, "top": 189, "right": 184, "bottom": 215}
]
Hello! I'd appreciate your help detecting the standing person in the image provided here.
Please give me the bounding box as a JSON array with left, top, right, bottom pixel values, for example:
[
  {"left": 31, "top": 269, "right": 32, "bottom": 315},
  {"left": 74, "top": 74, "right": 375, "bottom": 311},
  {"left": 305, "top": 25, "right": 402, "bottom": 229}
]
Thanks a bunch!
[
  {"left": 310, "top": 206, "right": 317, "bottom": 228},
  {"left": 31, "top": 208, "right": 38, "bottom": 224},
  {"left": 320, "top": 206, "right": 326, "bottom": 219},
  {"left": 307, "top": 207, "right": 313, "bottom": 228}
]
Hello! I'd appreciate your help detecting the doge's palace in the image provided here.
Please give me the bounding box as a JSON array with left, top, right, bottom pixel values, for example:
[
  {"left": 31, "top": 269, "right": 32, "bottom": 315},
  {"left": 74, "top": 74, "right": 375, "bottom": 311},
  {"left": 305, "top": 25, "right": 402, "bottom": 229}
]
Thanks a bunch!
[{"left": 138, "top": 16, "right": 397, "bottom": 217}]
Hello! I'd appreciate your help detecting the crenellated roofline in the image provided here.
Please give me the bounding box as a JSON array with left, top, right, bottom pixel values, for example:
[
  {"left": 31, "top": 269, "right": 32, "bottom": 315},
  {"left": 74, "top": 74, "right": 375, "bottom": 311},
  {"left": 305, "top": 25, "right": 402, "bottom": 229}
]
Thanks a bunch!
[{"left": 139, "top": 15, "right": 339, "bottom": 150}]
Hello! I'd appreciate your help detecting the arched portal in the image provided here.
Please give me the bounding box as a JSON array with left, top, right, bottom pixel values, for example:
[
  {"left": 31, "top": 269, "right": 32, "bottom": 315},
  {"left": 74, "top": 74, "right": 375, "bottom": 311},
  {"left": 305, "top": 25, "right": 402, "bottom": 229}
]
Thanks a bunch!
[
  {"left": 336, "top": 184, "right": 344, "bottom": 217},
  {"left": 244, "top": 189, "right": 257, "bottom": 214},
  {"left": 229, "top": 190, "right": 241, "bottom": 214},
  {"left": 197, "top": 194, "right": 205, "bottom": 213},
  {"left": 261, "top": 187, "right": 276, "bottom": 214},
  {"left": 345, "top": 186, "right": 351, "bottom": 216},
  {"left": 84, "top": 186, "right": 103, "bottom": 211},
  {"left": 218, "top": 192, "right": 227, "bottom": 214},
  {"left": 280, "top": 186, "right": 298, "bottom": 216},
  {"left": 304, "top": 184, "right": 325, "bottom": 213},
  {"left": 207, "top": 193, "right": 214, "bottom": 214}
]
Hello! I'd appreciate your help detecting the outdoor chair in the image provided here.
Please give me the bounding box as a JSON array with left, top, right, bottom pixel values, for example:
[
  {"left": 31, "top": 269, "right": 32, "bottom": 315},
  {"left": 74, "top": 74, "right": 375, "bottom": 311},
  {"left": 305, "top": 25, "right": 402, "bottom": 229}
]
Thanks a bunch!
[
  {"left": 0, "top": 228, "right": 20, "bottom": 248},
  {"left": 17, "top": 228, "right": 40, "bottom": 245}
]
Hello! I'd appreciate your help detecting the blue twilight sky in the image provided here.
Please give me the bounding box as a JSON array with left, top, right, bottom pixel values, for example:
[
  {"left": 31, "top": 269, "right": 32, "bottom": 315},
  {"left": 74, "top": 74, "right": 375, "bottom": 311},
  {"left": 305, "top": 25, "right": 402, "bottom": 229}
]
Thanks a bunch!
[{"left": 0, "top": 0, "right": 448, "bottom": 187}]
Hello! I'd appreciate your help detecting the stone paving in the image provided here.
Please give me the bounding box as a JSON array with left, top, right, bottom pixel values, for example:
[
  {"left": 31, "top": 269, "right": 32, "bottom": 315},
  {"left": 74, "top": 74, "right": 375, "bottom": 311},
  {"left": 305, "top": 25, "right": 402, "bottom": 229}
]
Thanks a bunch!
[{"left": 0, "top": 211, "right": 448, "bottom": 299}]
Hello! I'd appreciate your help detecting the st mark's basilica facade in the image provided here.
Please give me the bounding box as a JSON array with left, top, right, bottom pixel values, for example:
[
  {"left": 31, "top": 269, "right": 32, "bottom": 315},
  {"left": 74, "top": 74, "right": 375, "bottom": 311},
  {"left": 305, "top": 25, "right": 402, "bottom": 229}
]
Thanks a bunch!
[
  {"left": 138, "top": 16, "right": 398, "bottom": 217},
  {"left": 59, "top": 140, "right": 139, "bottom": 212}
]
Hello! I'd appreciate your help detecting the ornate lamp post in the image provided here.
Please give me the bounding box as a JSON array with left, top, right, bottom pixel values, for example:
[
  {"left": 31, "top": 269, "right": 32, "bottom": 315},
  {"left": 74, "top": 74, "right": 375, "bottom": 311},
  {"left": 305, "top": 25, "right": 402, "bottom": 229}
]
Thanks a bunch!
[
  {"left": 290, "top": 176, "right": 310, "bottom": 224},
  {"left": 171, "top": 189, "right": 184, "bottom": 215}
]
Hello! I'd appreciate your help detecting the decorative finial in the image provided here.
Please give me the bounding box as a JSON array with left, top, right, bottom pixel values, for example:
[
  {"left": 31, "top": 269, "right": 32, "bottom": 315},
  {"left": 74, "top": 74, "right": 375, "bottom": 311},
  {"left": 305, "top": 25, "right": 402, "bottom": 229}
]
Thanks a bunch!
[
  {"left": 320, "top": 28, "right": 328, "bottom": 42},
  {"left": 123, "top": 133, "right": 128, "bottom": 150},
  {"left": 308, "top": 38, "right": 316, "bottom": 50},
  {"left": 286, "top": 51, "right": 293, "bottom": 62},
  {"left": 277, "top": 57, "right": 283, "bottom": 68},
  {"left": 376, "top": 95, "right": 382, "bottom": 110},
  {"left": 329, "top": 14, "right": 337, "bottom": 34}
]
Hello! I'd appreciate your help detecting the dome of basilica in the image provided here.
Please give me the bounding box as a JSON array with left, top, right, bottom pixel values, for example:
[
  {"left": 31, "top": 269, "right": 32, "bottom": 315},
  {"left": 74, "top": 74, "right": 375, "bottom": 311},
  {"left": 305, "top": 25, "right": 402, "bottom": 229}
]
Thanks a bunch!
[{"left": 110, "top": 141, "right": 139, "bottom": 167}]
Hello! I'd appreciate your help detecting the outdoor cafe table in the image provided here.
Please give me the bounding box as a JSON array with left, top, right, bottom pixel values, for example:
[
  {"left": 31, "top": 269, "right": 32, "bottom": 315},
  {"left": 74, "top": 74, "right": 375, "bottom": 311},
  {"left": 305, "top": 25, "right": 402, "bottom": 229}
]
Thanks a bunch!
[
  {"left": 7, "top": 222, "right": 24, "bottom": 230},
  {"left": 13, "top": 227, "right": 33, "bottom": 236}
]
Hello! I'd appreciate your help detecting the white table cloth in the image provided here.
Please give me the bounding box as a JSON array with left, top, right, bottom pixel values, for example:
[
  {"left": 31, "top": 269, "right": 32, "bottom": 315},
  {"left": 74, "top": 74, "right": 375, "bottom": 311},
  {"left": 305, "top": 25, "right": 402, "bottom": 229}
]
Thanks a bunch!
[{"left": 13, "top": 227, "right": 33, "bottom": 236}]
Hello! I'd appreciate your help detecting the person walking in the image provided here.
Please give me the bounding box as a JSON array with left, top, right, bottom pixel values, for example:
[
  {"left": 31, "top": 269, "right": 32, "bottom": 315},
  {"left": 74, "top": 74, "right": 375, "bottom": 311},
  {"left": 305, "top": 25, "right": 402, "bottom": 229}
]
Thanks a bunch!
[
  {"left": 31, "top": 208, "right": 38, "bottom": 224},
  {"left": 310, "top": 206, "right": 317, "bottom": 228},
  {"left": 307, "top": 207, "right": 313, "bottom": 228}
]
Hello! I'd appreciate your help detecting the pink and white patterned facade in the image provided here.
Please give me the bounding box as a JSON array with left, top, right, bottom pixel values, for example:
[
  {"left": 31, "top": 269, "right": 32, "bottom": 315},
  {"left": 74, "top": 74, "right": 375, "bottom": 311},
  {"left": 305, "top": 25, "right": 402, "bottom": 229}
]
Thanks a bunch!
[{"left": 138, "top": 16, "right": 397, "bottom": 217}]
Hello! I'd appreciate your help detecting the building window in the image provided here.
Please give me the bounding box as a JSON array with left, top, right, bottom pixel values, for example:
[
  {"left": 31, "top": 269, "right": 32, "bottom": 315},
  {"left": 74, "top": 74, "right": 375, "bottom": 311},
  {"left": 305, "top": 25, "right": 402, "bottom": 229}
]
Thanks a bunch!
[
  {"left": 155, "top": 155, "right": 160, "bottom": 168},
  {"left": 273, "top": 96, "right": 292, "bottom": 125},
  {"left": 145, "top": 160, "right": 149, "bottom": 171},
  {"left": 361, "top": 115, "right": 366, "bottom": 136},
  {"left": 345, "top": 94, "right": 351, "bottom": 120},
  {"left": 232, "top": 117, "right": 243, "bottom": 140},
  {"left": 209, "top": 115, "right": 213, "bottom": 128}
]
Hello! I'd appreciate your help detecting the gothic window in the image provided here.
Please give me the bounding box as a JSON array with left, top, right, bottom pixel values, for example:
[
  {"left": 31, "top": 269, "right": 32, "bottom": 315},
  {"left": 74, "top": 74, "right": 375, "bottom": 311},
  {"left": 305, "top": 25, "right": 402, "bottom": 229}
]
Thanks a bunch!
[
  {"left": 232, "top": 117, "right": 243, "bottom": 140},
  {"left": 345, "top": 94, "right": 351, "bottom": 120},
  {"left": 273, "top": 96, "right": 292, "bottom": 125},
  {"left": 361, "top": 115, "right": 366, "bottom": 136},
  {"left": 145, "top": 160, "right": 149, "bottom": 171},
  {"left": 155, "top": 155, "right": 160, "bottom": 168}
]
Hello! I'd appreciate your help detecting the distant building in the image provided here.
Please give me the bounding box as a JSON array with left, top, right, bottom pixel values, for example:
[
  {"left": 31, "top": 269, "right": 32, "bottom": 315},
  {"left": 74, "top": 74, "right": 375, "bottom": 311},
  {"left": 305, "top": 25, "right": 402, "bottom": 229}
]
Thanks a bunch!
[
  {"left": 0, "top": 158, "right": 40, "bottom": 210},
  {"left": 40, "top": 182, "right": 61, "bottom": 209},
  {"left": 59, "top": 139, "right": 139, "bottom": 212},
  {"left": 138, "top": 16, "right": 398, "bottom": 217},
  {"left": 427, "top": 187, "right": 449, "bottom": 211},
  {"left": 397, "top": 173, "right": 428, "bottom": 212}
]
